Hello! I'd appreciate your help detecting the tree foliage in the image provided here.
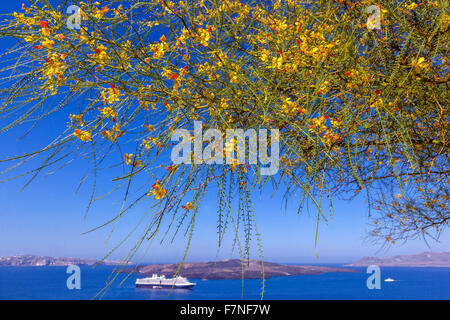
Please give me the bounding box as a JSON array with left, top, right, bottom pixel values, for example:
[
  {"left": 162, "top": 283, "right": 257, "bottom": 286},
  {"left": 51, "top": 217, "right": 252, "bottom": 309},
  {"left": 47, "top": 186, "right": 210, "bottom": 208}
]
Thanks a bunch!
[{"left": 0, "top": 0, "right": 449, "bottom": 271}]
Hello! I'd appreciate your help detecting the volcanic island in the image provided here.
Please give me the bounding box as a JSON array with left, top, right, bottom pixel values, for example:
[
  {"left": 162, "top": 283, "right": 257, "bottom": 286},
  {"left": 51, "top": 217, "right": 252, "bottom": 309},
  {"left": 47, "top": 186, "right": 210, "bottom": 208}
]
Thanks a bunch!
[{"left": 125, "top": 259, "right": 357, "bottom": 280}]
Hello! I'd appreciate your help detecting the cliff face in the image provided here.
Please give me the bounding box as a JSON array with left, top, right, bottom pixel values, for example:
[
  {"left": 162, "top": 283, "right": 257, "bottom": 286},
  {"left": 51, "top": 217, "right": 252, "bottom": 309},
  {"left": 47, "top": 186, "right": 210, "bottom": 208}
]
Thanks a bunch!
[
  {"left": 346, "top": 252, "right": 450, "bottom": 267},
  {"left": 0, "top": 255, "right": 132, "bottom": 267},
  {"left": 127, "top": 259, "right": 357, "bottom": 280}
]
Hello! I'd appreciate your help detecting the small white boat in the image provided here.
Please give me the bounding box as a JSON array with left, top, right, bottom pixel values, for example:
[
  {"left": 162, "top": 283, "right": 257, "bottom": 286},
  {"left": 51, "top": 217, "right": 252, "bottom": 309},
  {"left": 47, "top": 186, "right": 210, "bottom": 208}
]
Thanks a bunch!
[{"left": 384, "top": 277, "right": 395, "bottom": 282}]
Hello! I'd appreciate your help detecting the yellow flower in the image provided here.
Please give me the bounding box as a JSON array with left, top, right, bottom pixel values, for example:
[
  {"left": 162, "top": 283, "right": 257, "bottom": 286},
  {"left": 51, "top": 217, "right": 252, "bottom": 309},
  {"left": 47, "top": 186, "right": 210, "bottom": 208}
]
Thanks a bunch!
[
  {"left": 148, "top": 181, "right": 167, "bottom": 199},
  {"left": 92, "top": 6, "right": 109, "bottom": 19},
  {"left": 73, "top": 129, "right": 92, "bottom": 142},
  {"left": 113, "top": 4, "right": 123, "bottom": 16},
  {"left": 162, "top": 68, "right": 173, "bottom": 79},
  {"left": 153, "top": 187, "right": 167, "bottom": 199},
  {"left": 147, "top": 21, "right": 160, "bottom": 28},
  {"left": 229, "top": 71, "right": 239, "bottom": 83},
  {"left": 196, "top": 26, "right": 214, "bottom": 46},
  {"left": 69, "top": 114, "right": 84, "bottom": 126},
  {"left": 41, "top": 38, "right": 54, "bottom": 49},
  {"left": 220, "top": 98, "right": 229, "bottom": 109},
  {"left": 411, "top": 57, "right": 429, "bottom": 73},
  {"left": 112, "top": 123, "right": 124, "bottom": 137},
  {"left": 405, "top": 2, "right": 418, "bottom": 10},
  {"left": 142, "top": 137, "right": 151, "bottom": 150},
  {"left": 182, "top": 202, "right": 194, "bottom": 210},
  {"left": 42, "top": 53, "right": 66, "bottom": 82},
  {"left": 24, "top": 35, "right": 34, "bottom": 43},
  {"left": 40, "top": 24, "right": 51, "bottom": 37},
  {"left": 79, "top": 28, "right": 94, "bottom": 45},
  {"left": 330, "top": 118, "right": 341, "bottom": 128},
  {"left": 132, "top": 160, "right": 143, "bottom": 168},
  {"left": 101, "top": 85, "right": 120, "bottom": 104},
  {"left": 101, "top": 130, "right": 116, "bottom": 142},
  {"left": 13, "top": 11, "right": 35, "bottom": 27},
  {"left": 93, "top": 44, "right": 110, "bottom": 67},
  {"left": 271, "top": 56, "right": 283, "bottom": 69},
  {"left": 178, "top": 28, "right": 190, "bottom": 44},
  {"left": 308, "top": 116, "right": 327, "bottom": 133},
  {"left": 142, "top": 136, "right": 161, "bottom": 150},
  {"left": 259, "top": 49, "right": 270, "bottom": 63},
  {"left": 124, "top": 153, "right": 133, "bottom": 165},
  {"left": 98, "top": 106, "right": 118, "bottom": 119},
  {"left": 317, "top": 81, "right": 329, "bottom": 95}
]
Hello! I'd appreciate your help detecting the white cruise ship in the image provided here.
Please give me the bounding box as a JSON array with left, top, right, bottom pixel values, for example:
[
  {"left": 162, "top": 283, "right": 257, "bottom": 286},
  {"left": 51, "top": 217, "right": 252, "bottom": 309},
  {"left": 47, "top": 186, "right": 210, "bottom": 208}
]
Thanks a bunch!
[{"left": 135, "top": 274, "right": 196, "bottom": 289}]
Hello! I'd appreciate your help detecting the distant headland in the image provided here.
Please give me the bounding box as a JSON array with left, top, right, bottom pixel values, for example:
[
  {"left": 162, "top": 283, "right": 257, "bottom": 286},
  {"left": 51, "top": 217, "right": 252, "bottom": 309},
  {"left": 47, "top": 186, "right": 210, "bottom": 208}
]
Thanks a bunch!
[
  {"left": 125, "top": 259, "right": 357, "bottom": 280},
  {"left": 0, "top": 254, "right": 133, "bottom": 267},
  {"left": 346, "top": 251, "right": 450, "bottom": 267}
]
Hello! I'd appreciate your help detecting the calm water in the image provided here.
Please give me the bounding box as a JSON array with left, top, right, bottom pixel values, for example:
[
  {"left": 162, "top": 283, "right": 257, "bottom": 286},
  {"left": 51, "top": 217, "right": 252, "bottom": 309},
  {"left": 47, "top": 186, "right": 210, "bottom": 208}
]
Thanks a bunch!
[{"left": 0, "top": 265, "right": 449, "bottom": 300}]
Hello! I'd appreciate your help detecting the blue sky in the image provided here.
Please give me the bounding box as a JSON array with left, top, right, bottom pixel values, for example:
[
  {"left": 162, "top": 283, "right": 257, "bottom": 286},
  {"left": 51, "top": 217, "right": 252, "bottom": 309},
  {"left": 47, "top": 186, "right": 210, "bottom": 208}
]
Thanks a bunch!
[{"left": 0, "top": 0, "right": 448, "bottom": 264}]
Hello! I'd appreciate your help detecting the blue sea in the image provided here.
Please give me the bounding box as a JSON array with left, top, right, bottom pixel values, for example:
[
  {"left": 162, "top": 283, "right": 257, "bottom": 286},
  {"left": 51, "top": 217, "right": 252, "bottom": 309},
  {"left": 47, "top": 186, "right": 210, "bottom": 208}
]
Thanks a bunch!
[{"left": 0, "top": 265, "right": 449, "bottom": 300}]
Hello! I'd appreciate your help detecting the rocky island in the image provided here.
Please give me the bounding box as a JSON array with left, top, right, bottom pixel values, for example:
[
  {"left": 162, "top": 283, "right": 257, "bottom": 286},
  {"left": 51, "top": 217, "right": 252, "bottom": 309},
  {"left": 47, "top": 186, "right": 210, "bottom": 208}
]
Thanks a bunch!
[
  {"left": 125, "top": 259, "right": 357, "bottom": 280},
  {"left": 0, "top": 254, "right": 132, "bottom": 267},
  {"left": 346, "top": 251, "right": 450, "bottom": 267}
]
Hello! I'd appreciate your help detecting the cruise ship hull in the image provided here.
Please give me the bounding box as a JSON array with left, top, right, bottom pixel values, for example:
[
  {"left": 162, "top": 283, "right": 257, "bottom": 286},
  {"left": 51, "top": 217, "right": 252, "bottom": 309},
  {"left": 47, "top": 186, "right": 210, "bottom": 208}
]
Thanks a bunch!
[{"left": 136, "top": 283, "right": 195, "bottom": 289}]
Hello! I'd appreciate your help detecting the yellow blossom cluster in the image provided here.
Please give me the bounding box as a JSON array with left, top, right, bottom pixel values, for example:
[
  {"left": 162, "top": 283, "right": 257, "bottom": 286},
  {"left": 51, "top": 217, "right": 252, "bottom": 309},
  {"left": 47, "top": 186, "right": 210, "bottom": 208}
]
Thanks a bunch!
[
  {"left": 101, "top": 86, "right": 121, "bottom": 105},
  {"left": 3, "top": 0, "right": 448, "bottom": 247},
  {"left": 148, "top": 181, "right": 167, "bottom": 200},
  {"left": 73, "top": 129, "right": 92, "bottom": 142}
]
